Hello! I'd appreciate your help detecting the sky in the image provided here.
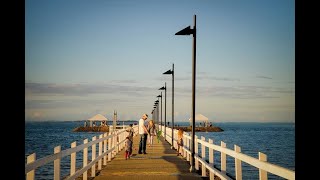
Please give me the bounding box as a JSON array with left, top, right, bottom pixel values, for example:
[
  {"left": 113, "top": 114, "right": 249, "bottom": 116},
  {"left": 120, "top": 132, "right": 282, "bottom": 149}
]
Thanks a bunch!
[{"left": 25, "top": 0, "right": 295, "bottom": 123}]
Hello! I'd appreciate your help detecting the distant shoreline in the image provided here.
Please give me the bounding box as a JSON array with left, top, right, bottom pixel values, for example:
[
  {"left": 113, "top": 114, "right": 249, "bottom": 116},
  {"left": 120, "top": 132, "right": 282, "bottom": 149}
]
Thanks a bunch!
[{"left": 72, "top": 125, "right": 224, "bottom": 132}]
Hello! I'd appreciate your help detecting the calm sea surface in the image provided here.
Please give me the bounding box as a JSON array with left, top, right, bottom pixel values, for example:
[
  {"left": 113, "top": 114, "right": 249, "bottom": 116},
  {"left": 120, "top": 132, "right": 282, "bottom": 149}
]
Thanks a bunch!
[{"left": 25, "top": 121, "right": 294, "bottom": 179}]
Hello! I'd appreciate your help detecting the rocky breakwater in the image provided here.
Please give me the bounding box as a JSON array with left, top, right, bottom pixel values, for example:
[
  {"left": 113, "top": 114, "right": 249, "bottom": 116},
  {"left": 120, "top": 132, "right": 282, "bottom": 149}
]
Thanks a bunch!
[
  {"left": 174, "top": 126, "right": 223, "bottom": 132},
  {"left": 73, "top": 126, "right": 109, "bottom": 132}
]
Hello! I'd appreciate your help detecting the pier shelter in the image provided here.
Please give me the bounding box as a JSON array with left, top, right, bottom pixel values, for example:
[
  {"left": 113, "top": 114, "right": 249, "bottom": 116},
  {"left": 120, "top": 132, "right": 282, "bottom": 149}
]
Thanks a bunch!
[
  {"left": 189, "top": 113, "right": 209, "bottom": 126},
  {"left": 88, "top": 114, "right": 108, "bottom": 127}
]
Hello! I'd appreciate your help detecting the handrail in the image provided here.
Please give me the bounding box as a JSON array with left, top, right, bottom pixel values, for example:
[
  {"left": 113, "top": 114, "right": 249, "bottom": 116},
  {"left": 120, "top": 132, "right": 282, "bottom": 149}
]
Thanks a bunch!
[
  {"left": 25, "top": 133, "right": 116, "bottom": 173},
  {"left": 159, "top": 125, "right": 295, "bottom": 180},
  {"left": 25, "top": 125, "right": 138, "bottom": 180}
]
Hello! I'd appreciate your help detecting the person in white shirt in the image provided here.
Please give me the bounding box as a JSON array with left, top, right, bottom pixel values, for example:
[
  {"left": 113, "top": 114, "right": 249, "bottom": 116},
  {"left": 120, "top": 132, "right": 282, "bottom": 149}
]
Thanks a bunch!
[{"left": 138, "top": 113, "right": 149, "bottom": 154}]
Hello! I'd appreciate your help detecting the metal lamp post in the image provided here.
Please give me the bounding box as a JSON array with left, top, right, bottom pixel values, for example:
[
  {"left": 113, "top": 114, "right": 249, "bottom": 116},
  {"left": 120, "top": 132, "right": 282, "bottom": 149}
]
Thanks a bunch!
[
  {"left": 175, "top": 14, "right": 197, "bottom": 172},
  {"left": 159, "top": 83, "right": 167, "bottom": 141},
  {"left": 163, "top": 63, "right": 174, "bottom": 148},
  {"left": 155, "top": 100, "right": 159, "bottom": 125},
  {"left": 157, "top": 93, "right": 162, "bottom": 127}
]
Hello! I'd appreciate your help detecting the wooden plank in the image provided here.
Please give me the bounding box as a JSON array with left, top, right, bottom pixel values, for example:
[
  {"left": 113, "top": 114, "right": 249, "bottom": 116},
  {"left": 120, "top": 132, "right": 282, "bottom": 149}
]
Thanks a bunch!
[
  {"left": 221, "top": 141, "right": 226, "bottom": 174},
  {"left": 54, "top": 146, "right": 60, "bottom": 180},
  {"left": 201, "top": 136, "right": 206, "bottom": 177},
  {"left": 195, "top": 135, "right": 199, "bottom": 170},
  {"left": 209, "top": 138, "right": 214, "bottom": 164},
  {"left": 234, "top": 145, "right": 242, "bottom": 180},
  {"left": 108, "top": 131, "right": 112, "bottom": 161},
  {"left": 70, "top": 141, "right": 76, "bottom": 176},
  {"left": 103, "top": 133, "right": 107, "bottom": 166},
  {"left": 91, "top": 136, "right": 96, "bottom": 177},
  {"left": 259, "top": 152, "right": 267, "bottom": 180},
  {"left": 197, "top": 157, "right": 232, "bottom": 180},
  {"left": 98, "top": 134, "right": 103, "bottom": 170},
  {"left": 83, "top": 139, "right": 88, "bottom": 180},
  {"left": 26, "top": 153, "right": 36, "bottom": 180}
]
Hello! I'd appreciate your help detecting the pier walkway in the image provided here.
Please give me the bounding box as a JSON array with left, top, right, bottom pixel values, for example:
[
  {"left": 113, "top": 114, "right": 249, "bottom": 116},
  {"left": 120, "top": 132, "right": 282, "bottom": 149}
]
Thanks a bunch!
[{"left": 93, "top": 135, "right": 203, "bottom": 180}]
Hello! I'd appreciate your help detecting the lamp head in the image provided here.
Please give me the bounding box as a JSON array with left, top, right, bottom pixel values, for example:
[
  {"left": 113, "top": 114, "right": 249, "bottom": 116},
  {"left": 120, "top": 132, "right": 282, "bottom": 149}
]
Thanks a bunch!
[
  {"left": 175, "top": 26, "right": 194, "bottom": 35},
  {"left": 163, "top": 69, "right": 173, "bottom": 75}
]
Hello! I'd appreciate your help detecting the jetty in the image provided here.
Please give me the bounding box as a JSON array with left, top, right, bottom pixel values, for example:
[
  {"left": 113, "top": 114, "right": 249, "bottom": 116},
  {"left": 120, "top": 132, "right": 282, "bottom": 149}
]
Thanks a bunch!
[
  {"left": 25, "top": 125, "right": 295, "bottom": 180},
  {"left": 91, "top": 132, "right": 203, "bottom": 180}
]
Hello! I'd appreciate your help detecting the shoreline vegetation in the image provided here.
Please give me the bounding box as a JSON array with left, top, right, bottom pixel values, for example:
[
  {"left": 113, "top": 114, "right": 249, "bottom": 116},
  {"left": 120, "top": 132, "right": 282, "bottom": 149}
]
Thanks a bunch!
[{"left": 72, "top": 126, "right": 224, "bottom": 132}]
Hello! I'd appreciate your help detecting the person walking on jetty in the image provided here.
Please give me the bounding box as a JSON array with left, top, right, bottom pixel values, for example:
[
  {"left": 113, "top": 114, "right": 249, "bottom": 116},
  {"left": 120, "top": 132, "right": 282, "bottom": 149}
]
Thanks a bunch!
[
  {"left": 124, "top": 136, "right": 133, "bottom": 160},
  {"left": 138, "top": 113, "right": 149, "bottom": 154},
  {"left": 177, "top": 129, "right": 184, "bottom": 156},
  {"left": 147, "top": 120, "right": 157, "bottom": 147}
]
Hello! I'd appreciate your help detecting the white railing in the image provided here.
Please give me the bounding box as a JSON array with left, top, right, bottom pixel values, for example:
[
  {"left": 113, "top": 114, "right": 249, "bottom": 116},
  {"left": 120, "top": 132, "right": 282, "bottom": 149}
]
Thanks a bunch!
[
  {"left": 25, "top": 125, "right": 138, "bottom": 180},
  {"left": 159, "top": 125, "right": 295, "bottom": 180}
]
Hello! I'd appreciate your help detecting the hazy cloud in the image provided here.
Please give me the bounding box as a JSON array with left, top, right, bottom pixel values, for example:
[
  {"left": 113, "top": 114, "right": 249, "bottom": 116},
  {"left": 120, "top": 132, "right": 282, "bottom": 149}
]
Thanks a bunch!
[
  {"left": 25, "top": 82, "right": 155, "bottom": 96},
  {"left": 174, "top": 85, "right": 294, "bottom": 99},
  {"left": 201, "top": 76, "right": 240, "bottom": 81},
  {"left": 256, "top": 75, "right": 272, "bottom": 79},
  {"left": 25, "top": 98, "right": 135, "bottom": 109},
  {"left": 109, "top": 80, "right": 139, "bottom": 84}
]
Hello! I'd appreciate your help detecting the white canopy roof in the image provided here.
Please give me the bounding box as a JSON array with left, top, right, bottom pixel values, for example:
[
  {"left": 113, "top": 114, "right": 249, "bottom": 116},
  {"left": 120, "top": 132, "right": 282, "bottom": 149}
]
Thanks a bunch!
[
  {"left": 189, "top": 114, "right": 209, "bottom": 121},
  {"left": 88, "top": 114, "right": 108, "bottom": 121}
]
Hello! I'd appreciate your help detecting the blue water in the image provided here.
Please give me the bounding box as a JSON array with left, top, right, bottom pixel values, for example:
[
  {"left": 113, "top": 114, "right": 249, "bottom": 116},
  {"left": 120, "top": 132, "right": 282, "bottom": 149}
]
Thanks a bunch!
[{"left": 25, "top": 121, "right": 294, "bottom": 180}]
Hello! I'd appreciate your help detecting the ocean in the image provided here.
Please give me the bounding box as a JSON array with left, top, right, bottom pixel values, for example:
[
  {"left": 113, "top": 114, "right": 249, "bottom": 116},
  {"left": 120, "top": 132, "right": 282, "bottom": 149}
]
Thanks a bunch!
[{"left": 25, "top": 121, "right": 294, "bottom": 179}]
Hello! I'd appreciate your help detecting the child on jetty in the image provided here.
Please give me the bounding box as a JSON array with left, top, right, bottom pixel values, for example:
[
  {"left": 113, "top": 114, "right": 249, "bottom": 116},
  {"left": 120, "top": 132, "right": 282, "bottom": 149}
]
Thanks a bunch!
[
  {"left": 147, "top": 120, "right": 157, "bottom": 147},
  {"left": 126, "top": 124, "right": 134, "bottom": 141},
  {"left": 125, "top": 136, "right": 132, "bottom": 160},
  {"left": 177, "top": 129, "right": 184, "bottom": 156}
]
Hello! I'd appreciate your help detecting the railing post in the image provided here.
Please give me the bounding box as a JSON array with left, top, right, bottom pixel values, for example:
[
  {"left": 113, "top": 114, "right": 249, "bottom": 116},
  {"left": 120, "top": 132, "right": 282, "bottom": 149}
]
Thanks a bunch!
[
  {"left": 98, "top": 134, "right": 103, "bottom": 170},
  {"left": 83, "top": 139, "right": 88, "bottom": 180},
  {"left": 176, "top": 130, "right": 179, "bottom": 150},
  {"left": 122, "top": 130, "right": 125, "bottom": 150},
  {"left": 111, "top": 131, "right": 114, "bottom": 157},
  {"left": 70, "top": 141, "right": 76, "bottom": 176},
  {"left": 259, "top": 152, "right": 268, "bottom": 180},
  {"left": 186, "top": 134, "right": 190, "bottom": 162},
  {"left": 26, "top": 153, "right": 36, "bottom": 180},
  {"left": 54, "top": 146, "right": 61, "bottom": 180},
  {"left": 103, "top": 133, "right": 107, "bottom": 166},
  {"left": 201, "top": 136, "right": 206, "bottom": 177},
  {"left": 116, "top": 131, "right": 119, "bottom": 154},
  {"left": 208, "top": 139, "right": 214, "bottom": 180},
  {"left": 221, "top": 141, "right": 226, "bottom": 174},
  {"left": 234, "top": 145, "right": 242, "bottom": 180},
  {"left": 113, "top": 131, "right": 116, "bottom": 155},
  {"left": 91, "top": 136, "right": 96, "bottom": 177},
  {"left": 195, "top": 135, "right": 199, "bottom": 170},
  {"left": 108, "top": 132, "right": 112, "bottom": 161},
  {"left": 183, "top": 134, "right": 187, "bottom": 158}
]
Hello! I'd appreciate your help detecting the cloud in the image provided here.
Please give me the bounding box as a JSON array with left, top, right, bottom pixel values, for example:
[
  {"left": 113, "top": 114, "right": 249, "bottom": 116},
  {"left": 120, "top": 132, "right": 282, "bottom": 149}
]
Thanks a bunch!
[
  {"left": 156, "top": 75, "right": 240, "bottom": 82},
  {"left": 25, "top": 98, "right": 136, "bottom": 109},
  {"left": 256, "top": 75, "right": 272, "bottom": 79},
  {"left": 201, "top": 76, "right": 240, "bottom": 81},
  {"left": 109, "top": 80, "right": 139, "bottom": 84},
  {"left": 173, "top": 85, "right": 294, "bottom": 99},
  {"left": 25, "top": 82, "right": 155, "bottom": 96}
]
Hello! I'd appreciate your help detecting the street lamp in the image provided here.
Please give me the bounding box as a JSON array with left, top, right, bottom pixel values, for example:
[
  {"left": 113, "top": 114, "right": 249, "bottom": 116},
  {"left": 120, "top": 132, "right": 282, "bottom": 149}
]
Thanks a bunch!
[
  {"left": 151, "top": 109, "right": 154, "bottom": 118},
  {"left": 163, "top": 63, "right": 174, "bottom": 148},
  {"left": 157, "top": 93, "right": 162, "bottom": 127},
  {"left": 175, "top": 14, "right": 197, "bottom": 172},
  {"left": 155, "top": 100, "right": 159, "bottom": 125},
  {"left": 159, "top": 83, "right": 167, "bottom": 141}
]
